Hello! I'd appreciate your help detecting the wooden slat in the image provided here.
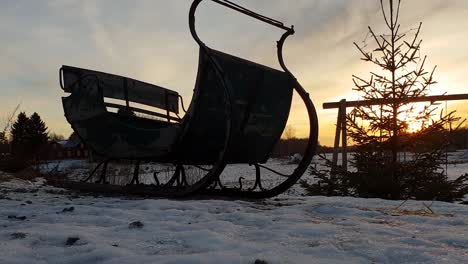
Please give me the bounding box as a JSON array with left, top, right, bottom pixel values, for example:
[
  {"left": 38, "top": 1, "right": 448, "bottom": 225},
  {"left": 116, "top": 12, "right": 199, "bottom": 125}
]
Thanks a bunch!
[
  {"left": 61, "top": 65, "right": 180, "bottom": 114},
  {"left": 104, "top": 102, "right": 181, "bottom": 122}
]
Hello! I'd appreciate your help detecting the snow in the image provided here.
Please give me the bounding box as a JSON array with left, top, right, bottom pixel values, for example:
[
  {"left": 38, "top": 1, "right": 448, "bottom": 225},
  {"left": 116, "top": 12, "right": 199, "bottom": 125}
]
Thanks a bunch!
[
  {"left": 38, "top": 150, "right": 468, "bottom": 185},
  {"left": 38, "top": 159, "right": 89, "bottom": 173},
  {"left": 56, "top": 140, "right": 68, "bottom": 146},
  {"left": 0, "top": 174, "right": 467, "bottom": 264}
]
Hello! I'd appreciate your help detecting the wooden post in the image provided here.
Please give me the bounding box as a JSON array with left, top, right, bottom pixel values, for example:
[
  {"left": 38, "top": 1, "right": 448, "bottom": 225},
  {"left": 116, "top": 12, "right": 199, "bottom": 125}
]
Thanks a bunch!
[
  {"left": 332, "top": 106, "right": 342, "bottom": 168},
  {"left": 165, "top": 90, "right": 170, "bottom": 122},
  {"left": 123, "top": 78, "right": 130, "bottom": 109},
  {"left": 340, "top": 100, "right": 347, "bottom": 172}
]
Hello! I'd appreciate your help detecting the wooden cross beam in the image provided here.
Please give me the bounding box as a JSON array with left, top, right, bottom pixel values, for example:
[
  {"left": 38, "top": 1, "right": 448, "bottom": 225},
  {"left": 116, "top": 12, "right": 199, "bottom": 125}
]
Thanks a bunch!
[{"left": 323, "top": 93, "right": 468, "bottom": 109}]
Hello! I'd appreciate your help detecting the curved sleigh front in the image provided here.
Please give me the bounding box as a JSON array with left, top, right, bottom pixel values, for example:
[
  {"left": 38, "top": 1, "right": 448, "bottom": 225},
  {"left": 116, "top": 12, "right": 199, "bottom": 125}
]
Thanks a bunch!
[{"left": 176, "top": 48, "right": 294, "bottom": 164}]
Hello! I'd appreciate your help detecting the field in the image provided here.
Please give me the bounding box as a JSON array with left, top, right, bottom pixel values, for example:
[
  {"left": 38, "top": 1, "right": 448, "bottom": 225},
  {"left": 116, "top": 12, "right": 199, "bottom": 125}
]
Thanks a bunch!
[{"left": 0, "top": 153, "right": 467, "bottom": 264}]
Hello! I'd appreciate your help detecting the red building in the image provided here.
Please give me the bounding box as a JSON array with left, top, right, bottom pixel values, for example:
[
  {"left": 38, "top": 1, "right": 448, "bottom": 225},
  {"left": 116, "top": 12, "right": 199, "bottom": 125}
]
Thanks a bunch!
[{"left": 48, "top": 134, "right": 90, "bottom": 160}]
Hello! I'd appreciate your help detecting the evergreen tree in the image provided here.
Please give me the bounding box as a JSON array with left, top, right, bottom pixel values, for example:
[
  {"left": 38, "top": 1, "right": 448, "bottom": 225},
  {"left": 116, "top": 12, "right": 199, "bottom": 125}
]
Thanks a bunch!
[
  {"left": 304, "top": 0, "right": 467, "bottom": 201},
  {"left": 10, "top": 112, "right": 30, "bottom": 156},
  {"left": 0, "top": 132, "right": 7, "bottom": 155},
  {"left": 346, "top": 0, "right": 465, "bottom": 200},
  {"left": 10, "top": 112, "right": 48, "bottom": 160},
  {"left": 26, "top": 112, "right": 48, "bottom": 158}
]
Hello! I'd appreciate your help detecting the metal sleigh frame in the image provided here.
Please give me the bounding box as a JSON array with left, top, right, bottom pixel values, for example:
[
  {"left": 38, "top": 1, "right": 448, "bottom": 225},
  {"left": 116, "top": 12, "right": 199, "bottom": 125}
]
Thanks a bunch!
[{"left": 55, "top": 0, "right": 319, "bottom": 199}]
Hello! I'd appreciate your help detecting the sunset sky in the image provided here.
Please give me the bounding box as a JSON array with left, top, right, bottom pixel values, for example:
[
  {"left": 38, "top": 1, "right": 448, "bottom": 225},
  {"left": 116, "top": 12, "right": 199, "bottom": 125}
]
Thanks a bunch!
[{"left": 1, "top": 0, "right": 467, "bottom": 145}]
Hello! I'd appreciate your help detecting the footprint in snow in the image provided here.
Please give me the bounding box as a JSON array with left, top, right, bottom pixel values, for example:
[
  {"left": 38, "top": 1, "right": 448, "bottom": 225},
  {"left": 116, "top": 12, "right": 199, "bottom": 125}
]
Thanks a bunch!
[
  {"left": 7, "top": 215, "right": 27, "bottom": 221},
  {"left": 11, "top": 232, "right": 27, "bottom": 239},
  {"left": 65, "top": 237, "right": 80, "bottom": 246},
  {"left": 57, "top": 206, "right": 75, "bottom": 214},
  {"left": 129, "top": 221, "right": 144, "bottom": 229}
]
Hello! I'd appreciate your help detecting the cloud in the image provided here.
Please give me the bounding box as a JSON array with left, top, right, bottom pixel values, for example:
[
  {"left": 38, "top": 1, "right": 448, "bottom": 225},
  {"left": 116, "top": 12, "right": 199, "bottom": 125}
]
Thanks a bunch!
[{"left": 1, "top": 0, "right": 468, "bottom": 144}]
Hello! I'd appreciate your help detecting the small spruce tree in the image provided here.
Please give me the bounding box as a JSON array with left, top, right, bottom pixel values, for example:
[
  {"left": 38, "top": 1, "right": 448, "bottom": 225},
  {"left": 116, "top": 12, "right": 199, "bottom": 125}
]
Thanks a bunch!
[{"left": 303, "top": 0, "right": 467, "bottom": 201}]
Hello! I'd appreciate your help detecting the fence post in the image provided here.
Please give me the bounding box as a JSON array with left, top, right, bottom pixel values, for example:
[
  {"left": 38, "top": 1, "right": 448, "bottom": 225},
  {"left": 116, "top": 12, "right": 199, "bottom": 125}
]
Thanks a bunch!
[{"left": 340, "top": 99, "right": 347, "bottom": 172}]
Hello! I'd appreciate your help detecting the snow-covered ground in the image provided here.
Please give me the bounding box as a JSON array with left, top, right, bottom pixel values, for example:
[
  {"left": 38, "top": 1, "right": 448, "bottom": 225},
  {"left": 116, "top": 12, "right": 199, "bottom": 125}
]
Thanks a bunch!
[
  {"left": 0, "top": 174, "right": 467, "bottom": 264},
  {"left": 38, "top": 151, "right": 468, "bottom": 192}
]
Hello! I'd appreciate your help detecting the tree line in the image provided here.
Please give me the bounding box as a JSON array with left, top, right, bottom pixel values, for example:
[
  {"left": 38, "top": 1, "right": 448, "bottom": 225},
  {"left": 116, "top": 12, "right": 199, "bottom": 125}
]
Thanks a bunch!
[
  {"left": 0, "top": 111, "right": 59, "bottom": 172},
  {"left": 271, "top": 127, "right": 468, "bottom": 158}
]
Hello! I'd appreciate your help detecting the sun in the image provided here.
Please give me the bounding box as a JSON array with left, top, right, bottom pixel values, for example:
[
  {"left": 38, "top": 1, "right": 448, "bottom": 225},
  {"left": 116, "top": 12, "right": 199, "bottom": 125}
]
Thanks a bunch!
[
  {"left": 405, "top": 119, "right": 423, "bottom": 133},
  {"left": 400, "top": 102, "right": 434, "bottom": 133}
]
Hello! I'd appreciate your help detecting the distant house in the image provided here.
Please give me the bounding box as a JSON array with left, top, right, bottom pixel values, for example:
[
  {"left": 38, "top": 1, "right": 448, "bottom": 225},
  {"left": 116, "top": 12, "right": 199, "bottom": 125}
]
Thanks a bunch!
[{"left": 48, "top": 134, "right": 90, "bottom": 160}]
